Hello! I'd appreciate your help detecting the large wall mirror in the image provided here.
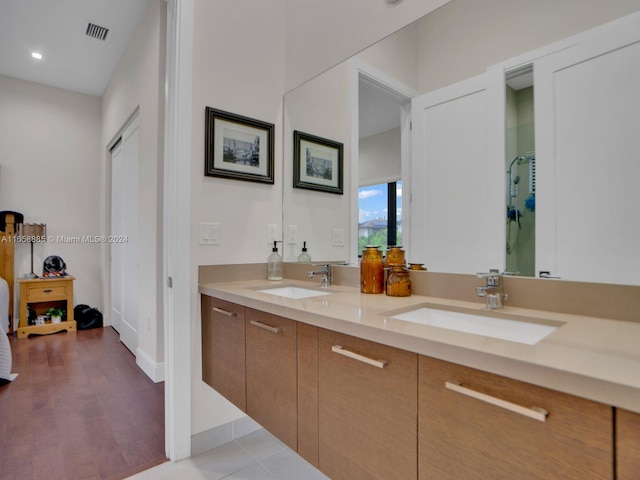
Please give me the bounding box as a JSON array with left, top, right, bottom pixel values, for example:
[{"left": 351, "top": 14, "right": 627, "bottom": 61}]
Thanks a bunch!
[{"left": 283, "top": 0, "right": 640, "bottom": 286}]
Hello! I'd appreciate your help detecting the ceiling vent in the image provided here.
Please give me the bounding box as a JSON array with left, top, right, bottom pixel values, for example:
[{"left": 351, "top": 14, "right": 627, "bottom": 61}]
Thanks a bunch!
[{"left": 85, "top": 22, "right": 110, "bottom": 41}]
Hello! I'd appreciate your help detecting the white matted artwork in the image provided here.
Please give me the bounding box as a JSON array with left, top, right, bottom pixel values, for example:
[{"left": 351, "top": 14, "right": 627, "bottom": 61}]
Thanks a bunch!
[
  {"left": 205, "top": 107, "right": 274, "bottom": 184},
  {"left": 293, "top": 130, "right": 343, "bottom": 194}
]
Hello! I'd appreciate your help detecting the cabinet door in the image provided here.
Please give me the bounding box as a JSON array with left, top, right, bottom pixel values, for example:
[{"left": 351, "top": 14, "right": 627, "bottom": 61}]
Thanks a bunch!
[
  {"left": 318, "top": 329, "right": 418, "bottom": 480},
  {"left": 419, "top": 356, "right": 612, "bottom": 480},
  {"left": 201, "top": 296, "right": 246, "bottom": 411},
  {"left": 297, "top": 323, "right": 319, "bottom": 467},
  {"left": 617, "top": 408, "right": 640, "bottom": 480},
  {"left": 245, "top": 308, "right": 297, "bottom": 450}
]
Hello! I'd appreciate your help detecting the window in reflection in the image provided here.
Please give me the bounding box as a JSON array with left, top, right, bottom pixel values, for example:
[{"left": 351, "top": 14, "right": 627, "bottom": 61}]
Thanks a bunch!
[{"left": 358, "top": 180, "right": 402, "bottom": 256}]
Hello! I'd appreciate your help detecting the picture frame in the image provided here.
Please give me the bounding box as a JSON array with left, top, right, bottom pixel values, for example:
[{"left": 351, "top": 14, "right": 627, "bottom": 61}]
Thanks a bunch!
[
  {"left": 293, "top": 130, "right": 343, "bottom": 194},
  {"left": 205, "top": 107, "right": 275, "bottom": 184}
]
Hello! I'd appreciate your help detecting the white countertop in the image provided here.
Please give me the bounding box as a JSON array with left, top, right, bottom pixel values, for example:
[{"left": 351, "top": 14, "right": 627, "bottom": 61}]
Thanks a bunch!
[{"left": 199, "top": 278, "right": 640, "bottom": 414}]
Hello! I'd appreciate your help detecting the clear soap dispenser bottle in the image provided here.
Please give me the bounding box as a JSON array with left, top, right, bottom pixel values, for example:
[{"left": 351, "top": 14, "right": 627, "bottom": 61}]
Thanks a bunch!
[
  {"left": 297, "top": 241, "right": 311, "bottom": 263},
  {"left": 267, "top": 241, "right": 283, "bottom": 280}
]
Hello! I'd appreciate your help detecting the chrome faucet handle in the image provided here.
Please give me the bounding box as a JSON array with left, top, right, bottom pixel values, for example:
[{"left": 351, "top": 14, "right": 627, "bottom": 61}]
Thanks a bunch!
[{"left": 308, "top": 264, "right": 332, "bottom": 287}]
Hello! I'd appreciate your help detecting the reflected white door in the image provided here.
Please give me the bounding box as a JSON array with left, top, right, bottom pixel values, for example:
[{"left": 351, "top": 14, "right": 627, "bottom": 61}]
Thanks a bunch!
[
  {"left": 535, "top": 16, "right": 640, "bottom": 285},
  {"left": 411, "top": 73, "right": 503, "bottom": 273},
  {"left": 110, "top": 115, "right": 139, "bottom": 354}
]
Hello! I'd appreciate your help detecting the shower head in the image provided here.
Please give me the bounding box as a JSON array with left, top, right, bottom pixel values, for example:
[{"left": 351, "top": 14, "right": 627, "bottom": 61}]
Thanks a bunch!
[{"left": 513, "top": 175, "right": 521, "bottom": 185}]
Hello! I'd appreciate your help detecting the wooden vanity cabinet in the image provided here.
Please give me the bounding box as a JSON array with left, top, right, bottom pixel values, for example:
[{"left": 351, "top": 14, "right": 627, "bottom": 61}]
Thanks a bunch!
[
  {"left": 418, "top": 356, "right": 613, "bottom": 480},
  {"left": 617, "top": 408, "right": 640, "bottom": 479},
  {"left": 297, "top": 323, "right": 320, "bottom": 467},
  {"left": 200, "top": 296, "right": 246, "bottom": 411},
  {"left": 318, "top": 329, "right": 418, "bottom": 480},
  {"left": 245, "top": 308, "right": 298, "bottom": 450}
]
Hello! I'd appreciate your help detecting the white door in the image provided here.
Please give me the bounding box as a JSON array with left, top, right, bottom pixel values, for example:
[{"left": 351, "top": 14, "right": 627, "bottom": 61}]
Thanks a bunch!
[
  {"left": 110, "top": 115, "right": 139, "bottom": 353},
  {"left": 535, "top": 14, "right": 640, "bottom": 285},
  {"left": 411, "top": 74, "right": 503, "bottom": 274}
]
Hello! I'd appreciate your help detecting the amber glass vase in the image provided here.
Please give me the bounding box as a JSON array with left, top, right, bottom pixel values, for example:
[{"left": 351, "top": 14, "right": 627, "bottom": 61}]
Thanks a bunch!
[
  {"left": 361, "top": 246, "right": 384, "bottom": 294},
  {"left": 386, "top": 265, "right": 411, "bottom": 297}
]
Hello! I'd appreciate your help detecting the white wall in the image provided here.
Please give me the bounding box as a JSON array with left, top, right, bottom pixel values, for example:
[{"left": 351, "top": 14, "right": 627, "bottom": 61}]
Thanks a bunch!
[
  {"left": 284, "top": 0, "right": 450, "bottom": 91},
  {"left": 283, "top": 62, "right": 350, "bottom": 262},
  {"left": 360, "top": 128, "right": 401, "bottom": 187},
  {"left": 0, "top": 74, "right": 102, "bottom": 321},
  {"left": 101, "top": 0, "right": 166, "bottom": 378},
  {"left": 190, "top": 0, "right": 286, "bottom": 436},
  {"left": 417, "top": 0, "right": 640, "bottom": 93}
]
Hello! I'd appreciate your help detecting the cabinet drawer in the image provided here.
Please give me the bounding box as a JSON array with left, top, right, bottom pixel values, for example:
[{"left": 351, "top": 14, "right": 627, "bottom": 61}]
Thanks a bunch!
[
  {"left": 419, "top": 356, "right": 612, "bottom": 480},
  {"left": 319, "top": 329, "right": 418, "bottom": 480},
  {"left": 25, "top": 284, "right": 67, "bottom": 302},
  {"left": 617, "top": 408, "right": 640, "bottom": 480}
]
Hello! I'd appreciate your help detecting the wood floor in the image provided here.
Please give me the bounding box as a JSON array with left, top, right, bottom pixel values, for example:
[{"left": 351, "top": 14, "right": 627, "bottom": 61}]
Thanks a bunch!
[{"left": 0, "top": 327, "right": 167, "bottom": 480}]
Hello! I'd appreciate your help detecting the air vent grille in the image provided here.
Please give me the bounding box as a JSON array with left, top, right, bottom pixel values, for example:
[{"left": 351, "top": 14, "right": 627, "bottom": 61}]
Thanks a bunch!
[{"left": 85, "top": 22, "right": 110, "bottom": 41}]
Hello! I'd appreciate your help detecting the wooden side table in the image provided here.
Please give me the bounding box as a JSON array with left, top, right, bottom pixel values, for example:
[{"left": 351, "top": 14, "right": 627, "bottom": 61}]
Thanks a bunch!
[{"left": 17, "top": 276, "right": 76, "bottom": 338}]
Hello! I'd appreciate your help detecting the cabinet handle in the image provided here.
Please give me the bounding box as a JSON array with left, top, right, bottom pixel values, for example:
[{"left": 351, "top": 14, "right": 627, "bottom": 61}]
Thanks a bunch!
[
  {"left": 250, "top": 320, "right": 282, "bottom": 334},
  {"left": 331, "top": 345, "right": 387, "bottom": 369},
  {"left": 212, "top": 307, "right": 236, "bottom": 317},
  {"left": 445, "top": 381, "right": 548, "bottom": 422},
  {"left": 43, "top": 289, "right": 53, "bottom": 293}
]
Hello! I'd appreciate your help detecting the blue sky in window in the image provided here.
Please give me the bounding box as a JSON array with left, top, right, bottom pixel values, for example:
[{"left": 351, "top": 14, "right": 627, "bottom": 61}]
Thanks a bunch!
[{"left": 358, "top": 182, "right": 402, "bottom": 223}]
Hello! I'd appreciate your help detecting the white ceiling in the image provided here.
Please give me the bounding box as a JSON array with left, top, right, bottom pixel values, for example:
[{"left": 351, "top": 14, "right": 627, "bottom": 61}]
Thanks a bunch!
[{"left": 0, "top": 0, "right": 152, "bottom": 96}]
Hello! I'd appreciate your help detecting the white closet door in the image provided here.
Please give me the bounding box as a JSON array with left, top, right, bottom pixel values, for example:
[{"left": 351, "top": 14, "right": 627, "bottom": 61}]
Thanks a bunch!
[
  {"left": 535, "top": 15, "right": 640, "bottom": 285},
  {"left": 411, "top": 74, "right": 503, "bottom": 274},
  {"left": 110, "top": 115, "right": 139, "bottom": 353},
  {"left": 110, "top": 141, "right": 124, "bottom": 335}
]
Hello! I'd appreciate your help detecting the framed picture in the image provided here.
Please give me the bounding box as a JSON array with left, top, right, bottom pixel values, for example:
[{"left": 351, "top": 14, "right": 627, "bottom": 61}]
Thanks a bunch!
[
  {"left": 205, "top": 107, "right": 274, "bottom": 184},
  {"left": 293, "top": 130, "right": 343, "bottom": 194}
]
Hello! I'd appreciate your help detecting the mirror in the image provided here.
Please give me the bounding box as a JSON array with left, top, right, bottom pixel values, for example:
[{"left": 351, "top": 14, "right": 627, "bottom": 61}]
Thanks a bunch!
[{"left": 283, "top": 0, "right": 640, "bottom": 284}]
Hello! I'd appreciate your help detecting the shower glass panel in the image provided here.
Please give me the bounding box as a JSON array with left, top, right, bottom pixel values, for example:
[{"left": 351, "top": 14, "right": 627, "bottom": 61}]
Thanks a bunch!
[{"left": 505, "top": 67, "right": 535, "bottom": 277}]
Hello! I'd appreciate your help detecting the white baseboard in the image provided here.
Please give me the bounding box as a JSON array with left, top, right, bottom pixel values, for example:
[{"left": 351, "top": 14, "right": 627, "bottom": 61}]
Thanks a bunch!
[
  {"left": 136, "top": 347, "right": 165, "bottom": 383},
  {"left": 191, "top": 416, "right": 262, "bottom": 456}
]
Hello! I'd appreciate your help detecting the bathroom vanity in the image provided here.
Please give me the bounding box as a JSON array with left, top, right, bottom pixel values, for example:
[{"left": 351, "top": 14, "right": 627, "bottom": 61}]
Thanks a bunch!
[{"left": 200, "top": 274, "right": 640, "bottom": 480}]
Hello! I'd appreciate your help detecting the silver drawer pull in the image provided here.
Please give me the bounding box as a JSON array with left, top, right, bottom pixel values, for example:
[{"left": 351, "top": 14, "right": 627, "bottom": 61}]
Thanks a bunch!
[
  {"left": 331, "top": 345, "right": 387, "bottom": 369},
  {"left": 212, "top": 307, "right": 236, "bottom": 317},
  {"left": 445, "top": 381, "right": 548, "bottom": 422},
  {"left": 250, "top": 320, "right": 282, "bottom": 334},
  {"left": 43, "top": 289, "right": 53, "bottom": 293}
]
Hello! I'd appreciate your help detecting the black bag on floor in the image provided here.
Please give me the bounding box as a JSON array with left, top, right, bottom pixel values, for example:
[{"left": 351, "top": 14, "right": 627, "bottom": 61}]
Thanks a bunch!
[{"left": 74, "top": 304, "right": 103, "bottom": 330}]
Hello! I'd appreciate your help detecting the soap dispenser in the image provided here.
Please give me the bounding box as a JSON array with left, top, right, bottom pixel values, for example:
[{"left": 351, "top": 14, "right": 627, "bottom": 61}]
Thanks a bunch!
[
  {"left": 267, "top": 241, "right": 283, "bottom": 280},
  {"left": 297, "top": 241, "right": 311, "bottom": 263}
]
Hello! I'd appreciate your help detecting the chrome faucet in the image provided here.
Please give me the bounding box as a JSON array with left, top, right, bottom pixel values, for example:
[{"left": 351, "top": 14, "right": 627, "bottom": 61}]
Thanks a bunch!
[
  {"left": 308, "top": 264, "right": 332, "bottom": 288},
  {"left": 476, "top": 269, "right": 508, "bottom": 309}
]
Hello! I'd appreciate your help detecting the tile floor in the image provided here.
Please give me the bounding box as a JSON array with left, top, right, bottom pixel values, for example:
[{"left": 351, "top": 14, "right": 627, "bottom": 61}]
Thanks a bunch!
[{"left": 126, "top": 428, "right": 329, "bottom": 480}]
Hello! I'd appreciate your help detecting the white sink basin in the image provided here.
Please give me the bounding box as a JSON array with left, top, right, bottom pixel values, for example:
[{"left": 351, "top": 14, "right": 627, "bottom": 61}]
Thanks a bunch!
[
  {"left": 257, "top": 286, "right": 331, "bottom": 299},
  {"left": 389, "top": 307, "right": 559, "bottom": 345}
]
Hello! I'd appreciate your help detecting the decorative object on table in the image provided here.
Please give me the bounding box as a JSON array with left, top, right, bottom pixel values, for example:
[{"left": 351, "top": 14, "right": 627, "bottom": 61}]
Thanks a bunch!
[
  {"left": 42, "top": 255, "right": 67, "bottom": 277},
  {"left": 360, "top": 245, "right": 384, "bottom": 294},
  {"left": 293, "top": 130, "right": 343, "bottom": 194},
  {"left": 45, "top": 307, "right": 65, "bottom": 324},
  {"left": 297, "top": 241, "right": 311, "bottom": 263},
  {"left": 204, "top": 107, "right": 275, "bottom": 184},
  {"left": 16, "top": 223, "right": 46, "bottom": 279},
  {"left": 267, "top": 241, "right": 283, "bottom": 281},
  {"left": 74, "top": 304, "right": 103, "bottom": 330}
]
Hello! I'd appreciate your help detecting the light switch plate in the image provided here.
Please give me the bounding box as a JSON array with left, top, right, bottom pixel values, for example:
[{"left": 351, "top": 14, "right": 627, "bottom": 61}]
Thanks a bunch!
[
  {"left": 199, "top": 222, "right": 220, "bottom": 245},
  {"left": 332, "top": 228, "right": 345, "bottom": 246},
  {"left": 288, "top": 225, "right": 298, "bottom": 244},
  {"left": 267, "top": 224, "right": 277, "bottom": 243}
]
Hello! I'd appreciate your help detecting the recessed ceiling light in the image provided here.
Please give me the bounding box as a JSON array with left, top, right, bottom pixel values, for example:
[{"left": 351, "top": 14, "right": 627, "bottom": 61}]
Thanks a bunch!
[{"left": 31, "top": 52, "right": 42, "bottom": 60}]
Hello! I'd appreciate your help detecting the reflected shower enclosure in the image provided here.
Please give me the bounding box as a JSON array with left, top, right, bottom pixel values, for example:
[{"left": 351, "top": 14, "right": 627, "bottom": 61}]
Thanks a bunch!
[{"left": 505, "top": 70, "right": 535, "bottom": 276}]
